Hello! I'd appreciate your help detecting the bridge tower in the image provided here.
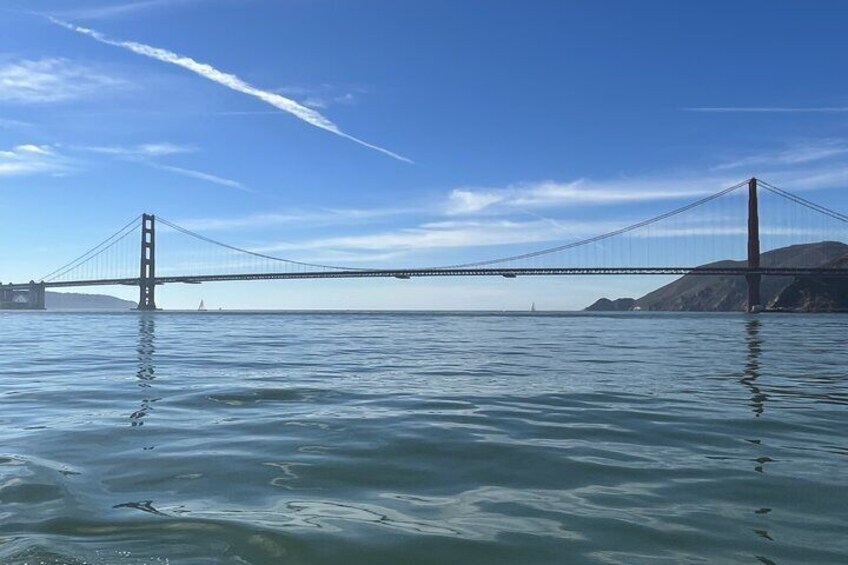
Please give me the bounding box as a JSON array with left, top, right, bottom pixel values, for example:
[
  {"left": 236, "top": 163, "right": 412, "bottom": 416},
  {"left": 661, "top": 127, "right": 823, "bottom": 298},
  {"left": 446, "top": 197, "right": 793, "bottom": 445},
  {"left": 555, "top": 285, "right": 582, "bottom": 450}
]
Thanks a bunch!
[
  {"left": 28, "top": 281, "right": 46, "bottom": 310},
  {"left": 137, "top": 213, "right": 157, "bottom": 311},
  {"left": 747, "top": 177, "right": 761, "bottom": 313}
]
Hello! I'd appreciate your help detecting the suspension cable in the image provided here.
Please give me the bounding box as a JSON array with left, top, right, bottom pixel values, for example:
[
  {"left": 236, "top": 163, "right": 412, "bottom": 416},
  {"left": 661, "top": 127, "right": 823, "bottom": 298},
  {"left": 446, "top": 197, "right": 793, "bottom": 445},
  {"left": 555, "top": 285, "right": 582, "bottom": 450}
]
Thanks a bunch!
[
  {"left": 156, "top": 217, "right": 364, "bottom": 272},
  {"left": 434, "top": 179, "right": 750, "bottom": 269},
  {"left": 41, "top": 215, "right": 142, "bottom": 281},
  {"left": 38, "top": 178, "right": 846, "bottom": 284},
  {"left": 758, "top": 180, "right": 848, "bottom": 224}
]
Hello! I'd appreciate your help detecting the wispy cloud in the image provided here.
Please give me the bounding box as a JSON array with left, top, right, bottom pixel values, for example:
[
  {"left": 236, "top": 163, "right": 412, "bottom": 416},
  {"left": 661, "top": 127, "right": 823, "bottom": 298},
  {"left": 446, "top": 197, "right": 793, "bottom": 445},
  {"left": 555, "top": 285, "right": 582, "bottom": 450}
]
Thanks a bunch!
[
  {"left": 82, "top": 142, "right": 195, "bottom": 157},
  {"left": 767, "top": 164, "right": 848, "bottom": 191},
  {"left": 146, "top": 162, "right": 250, "bottom": 192},
  {"left": 139, "top": 160, "right": 848, "bottom": 277},
  {"left": 246, "top": 217, "right": 840, "bottom": 267},
  {"left": 0, "top": 117, "right": 33, "bottom": 129},
  {"left": 152, "top": 139, "right": 848, "bottom": 266},
  {"left": 176, "top": 207, "right": 413, "bottom": 231},
  {"left": 444, "top": 176, "right": 739, "bottom": 215},
  {"left": 0, "top": 144, "right": 74, "bottom": 177},
  {"left": 302, "top": 92, "right": 357, "bottom": 110},
  {"left": 77, "top": 142, "right": 245, "bottom": 191},
  {"left": 0, "top": 58, "right": 126, "bottom": 104},
  {"left": 51, "top": 19, "right": 412, "bottom": 163},
  {"left": 276, "top": 84, "right": 364, "bottom": 110},
  {"left": 707, "top": 138, "right": 848, "bottom": 191},
  {"left": 714, "top": 139, "right": 848, "bottom": 171},
  {"left": 447, "top": 190, "right": 506, "bottom": 215},
  {"left": 444, "top": 146, "right": 848, "bottom": 216},
  {"left": 631, "top": 226, "right": 834, "bottom": 238},
  {"left": 53, "top": 0, "right": 207, "bottom": 20},
  {"left": 685, "top": 106, "right": 848, "bottom": 113},
  {"left": 252, "top": 218, "right": 622, "bottom": 254},
  {"left": 296, "top": 250, "right": 407, "bottom": 264}
]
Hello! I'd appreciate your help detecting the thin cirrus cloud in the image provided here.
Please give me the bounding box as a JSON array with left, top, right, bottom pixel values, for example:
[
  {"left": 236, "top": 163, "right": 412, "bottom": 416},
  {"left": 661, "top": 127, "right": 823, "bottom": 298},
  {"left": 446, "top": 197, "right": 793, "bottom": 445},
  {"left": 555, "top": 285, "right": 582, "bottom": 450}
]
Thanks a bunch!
[
  {"left": 50, "top": 18, "right": 413, "bottom": 163},
  {"left": 244, "top": 217, "right": 834, "bottom": 262},
  {"left": 166, "top": 160, "right": 848, "bottom": 264},
  {"left": 170, "top": 153, "right": 848, "bottom": 263},
  {"left": 77, "top": 143, "right": 248, "bottom": 191},
  {"left": 712, "top": 139, "right": 848, "bottom": 171},
  {"left": 53, "top": 0, "right": 208, "bottom": 20},
  {"left": 0, "top": 58, "right": 126, "bottom": 104},
  {"left": 768, "top": 164, "right": 848, "bottom": 191},
  {"left": 0, "top": 144, "right": 74, "bottom": 177},
  {"left": 147, "top": 162, "right": 251, "bottom": 192},
  {"left": 83, "top": 142, "right": 196, "bottom": 157},
  {"left": 685, "top": 106, "right": 848, "bottom": 113},
  {"left": 0, "top": 140, "right": 246, "bottom": 190},
  {"left": 176, "top": 207, "right": 414, "bottom": 232},
  {"left": 251, "top": 218, "right": 621, "bottom": 254},
  {"left": 275, "top": 85, "right": 364, "bottom": 110},
  {"left": 444, "top": 177, "right": 739, "bottom": 215},
  {"left": 0, "top": 117, "right": 34, "bottom": 129},
  {"left": 445, "top": 148, "right": 848, "bottom": 216}
]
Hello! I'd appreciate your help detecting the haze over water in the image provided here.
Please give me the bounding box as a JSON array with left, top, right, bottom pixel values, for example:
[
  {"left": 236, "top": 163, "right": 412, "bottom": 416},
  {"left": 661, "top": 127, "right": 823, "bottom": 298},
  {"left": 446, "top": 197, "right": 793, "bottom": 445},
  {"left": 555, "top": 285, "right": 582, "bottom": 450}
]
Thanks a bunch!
[{"left": 1, "top": 311, "right": 846, "bottom": 564}]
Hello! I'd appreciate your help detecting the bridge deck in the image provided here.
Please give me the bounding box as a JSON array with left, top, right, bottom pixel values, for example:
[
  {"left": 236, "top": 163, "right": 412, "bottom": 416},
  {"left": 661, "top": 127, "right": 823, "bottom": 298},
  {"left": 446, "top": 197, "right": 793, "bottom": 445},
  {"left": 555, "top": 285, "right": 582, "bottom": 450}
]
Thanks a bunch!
[{"left": 5, "top": 267, "right": 848, "bottom": 290}]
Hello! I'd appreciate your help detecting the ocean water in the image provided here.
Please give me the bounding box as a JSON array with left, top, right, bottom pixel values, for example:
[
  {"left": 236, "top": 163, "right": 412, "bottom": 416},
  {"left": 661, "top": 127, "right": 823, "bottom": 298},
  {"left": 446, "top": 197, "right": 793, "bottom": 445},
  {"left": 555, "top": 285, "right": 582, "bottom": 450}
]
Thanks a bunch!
[{"left": 0, "top": 311, "right": 845, "bottom": 565}]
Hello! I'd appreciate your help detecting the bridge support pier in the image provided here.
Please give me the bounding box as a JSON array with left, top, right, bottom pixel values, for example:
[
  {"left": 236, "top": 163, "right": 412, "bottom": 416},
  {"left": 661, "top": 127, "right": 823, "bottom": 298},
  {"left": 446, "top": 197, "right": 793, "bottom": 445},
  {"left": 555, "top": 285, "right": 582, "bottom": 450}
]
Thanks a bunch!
[
  {"left": 0, "top": 281, "right": 45, "bottom": 310},
  {"left": 747, "top": 177, "right": 761, "bottom": 313},
  {"left": 137, "top": 213, "right": 158, "bottom": 311}
]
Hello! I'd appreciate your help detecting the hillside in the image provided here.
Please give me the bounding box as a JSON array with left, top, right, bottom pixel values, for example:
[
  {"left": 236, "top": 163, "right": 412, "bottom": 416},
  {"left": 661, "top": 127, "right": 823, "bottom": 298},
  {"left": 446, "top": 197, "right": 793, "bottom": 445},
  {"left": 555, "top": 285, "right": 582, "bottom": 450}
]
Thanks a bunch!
[
  {"left": 585, "top": 298, "right": 637, "bottom": 311},
  {"left": 770, "top": 254, "right": 848, "bottom": 312},
  {"left": 46, "top": 292, "right": 136, "bottom": 310},
  {"left": 584, "top": 241, "right": 848, "bottom": 312}
]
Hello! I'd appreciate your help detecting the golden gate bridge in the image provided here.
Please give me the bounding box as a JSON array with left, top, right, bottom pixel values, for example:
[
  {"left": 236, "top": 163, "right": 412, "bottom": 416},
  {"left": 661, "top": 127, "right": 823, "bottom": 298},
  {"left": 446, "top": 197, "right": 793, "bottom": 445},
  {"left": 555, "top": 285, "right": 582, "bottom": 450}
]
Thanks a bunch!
[{"left": 3, "top": 178, "right": 848, "bottom": 312}]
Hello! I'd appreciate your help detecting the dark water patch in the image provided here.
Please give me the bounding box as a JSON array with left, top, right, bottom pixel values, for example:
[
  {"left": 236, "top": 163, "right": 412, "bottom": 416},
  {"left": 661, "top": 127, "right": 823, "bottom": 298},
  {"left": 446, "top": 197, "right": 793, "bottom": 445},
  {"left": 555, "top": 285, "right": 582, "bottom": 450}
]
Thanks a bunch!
[
  {"left": 0, "top": 481, "right": 64, "bottom": 504},
  {"left": 1, "top": 516, "right": 313, "bottom": 565},
  {"left": 206, "top": 387, "right": 342, "bottom": 406}
]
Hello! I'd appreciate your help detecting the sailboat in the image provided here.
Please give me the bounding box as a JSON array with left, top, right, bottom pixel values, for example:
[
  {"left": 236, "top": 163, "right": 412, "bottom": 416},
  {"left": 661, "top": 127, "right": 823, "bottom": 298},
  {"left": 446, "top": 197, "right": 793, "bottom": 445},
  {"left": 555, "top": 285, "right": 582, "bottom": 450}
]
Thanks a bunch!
[
  {"left": 198, "top": 300, "right": 207, "bottom": 312},
  {"left": 530, "top": 302, "right": 536, "bottom": 313}
]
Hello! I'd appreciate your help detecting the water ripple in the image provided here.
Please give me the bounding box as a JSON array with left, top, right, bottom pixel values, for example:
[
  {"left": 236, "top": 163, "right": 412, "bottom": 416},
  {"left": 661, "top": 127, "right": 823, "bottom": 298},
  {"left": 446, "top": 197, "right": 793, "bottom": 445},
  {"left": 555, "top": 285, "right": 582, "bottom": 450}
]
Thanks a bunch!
[{"left": 0, "top": 311, "right": 846, "bottom": 564}]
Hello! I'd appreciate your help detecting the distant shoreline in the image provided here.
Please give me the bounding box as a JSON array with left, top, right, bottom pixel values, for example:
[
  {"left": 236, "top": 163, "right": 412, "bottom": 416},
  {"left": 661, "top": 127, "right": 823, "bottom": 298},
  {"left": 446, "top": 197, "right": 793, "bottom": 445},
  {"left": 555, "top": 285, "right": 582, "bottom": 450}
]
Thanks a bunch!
[{"left": 3, "top": 309, "right": 844, "bottom": 316}]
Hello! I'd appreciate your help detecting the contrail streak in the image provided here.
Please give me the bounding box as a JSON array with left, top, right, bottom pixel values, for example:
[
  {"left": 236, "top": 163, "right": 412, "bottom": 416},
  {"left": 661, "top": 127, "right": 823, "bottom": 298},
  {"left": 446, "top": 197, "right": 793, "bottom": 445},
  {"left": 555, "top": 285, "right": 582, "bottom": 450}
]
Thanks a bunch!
[
  {"left": 147, "top": 162, "right": 254, "bottom": 193},
  {"left": 50, "top": 18, "right": 412, "bottom": 163}
]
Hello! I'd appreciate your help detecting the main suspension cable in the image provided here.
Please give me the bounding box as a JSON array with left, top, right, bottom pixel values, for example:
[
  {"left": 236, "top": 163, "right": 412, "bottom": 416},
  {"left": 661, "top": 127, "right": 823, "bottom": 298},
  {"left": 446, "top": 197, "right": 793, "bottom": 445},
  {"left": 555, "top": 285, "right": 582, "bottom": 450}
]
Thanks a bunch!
[
  {"left": 157, "top": 216, "right": 364, "bottom": 272},
  {"left": 41, "top": 215, "right": 142, "bottom": 281},
  {"left": 758, "top": 180, "right": 848, "bottom": 224},
  {"left": 434, "top": 179, "right": 750, "bottom": 269}
]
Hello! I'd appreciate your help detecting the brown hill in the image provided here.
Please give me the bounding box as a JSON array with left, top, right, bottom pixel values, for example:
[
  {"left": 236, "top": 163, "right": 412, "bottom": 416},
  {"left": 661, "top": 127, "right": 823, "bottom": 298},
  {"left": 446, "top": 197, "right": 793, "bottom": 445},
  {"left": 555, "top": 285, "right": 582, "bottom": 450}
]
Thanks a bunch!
[
  {"left": 770, "top": 253, "right": 848, "bottom": 312},
  {"left": 45, "top": 291, "right": 136, "bottom": 310},
  {"left": 637, "top": 241, "right": 848, "bottom": 311},
  {"left": 585, "top": 297, "right": 638, "bottom": 311},
  {"left": 584, "top": 241, "right": 848, "bottom": 312}
]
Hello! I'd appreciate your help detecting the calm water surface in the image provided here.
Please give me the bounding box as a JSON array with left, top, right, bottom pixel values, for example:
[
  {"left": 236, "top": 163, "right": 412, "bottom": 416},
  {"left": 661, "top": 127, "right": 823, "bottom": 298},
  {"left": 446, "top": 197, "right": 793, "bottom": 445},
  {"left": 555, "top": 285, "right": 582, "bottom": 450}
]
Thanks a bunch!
[{"left": 0, "top": 312, "right": 846, "bottom": 564}]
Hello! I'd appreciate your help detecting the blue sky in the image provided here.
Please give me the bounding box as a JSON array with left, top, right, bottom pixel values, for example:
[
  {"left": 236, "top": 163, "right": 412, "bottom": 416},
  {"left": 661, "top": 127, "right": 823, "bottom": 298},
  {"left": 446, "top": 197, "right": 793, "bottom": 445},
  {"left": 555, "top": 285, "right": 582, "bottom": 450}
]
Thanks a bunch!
[{"left": 1, "top": 0, "right": 848, "bottom": 309}]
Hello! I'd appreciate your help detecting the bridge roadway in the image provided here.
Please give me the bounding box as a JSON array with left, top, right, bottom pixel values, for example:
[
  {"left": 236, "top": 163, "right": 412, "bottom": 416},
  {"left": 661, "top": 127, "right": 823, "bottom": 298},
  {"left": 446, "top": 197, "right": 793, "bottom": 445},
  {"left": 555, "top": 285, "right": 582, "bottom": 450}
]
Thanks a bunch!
[{"left": 5, "top": 266, "right": 848, "bottom": 290}]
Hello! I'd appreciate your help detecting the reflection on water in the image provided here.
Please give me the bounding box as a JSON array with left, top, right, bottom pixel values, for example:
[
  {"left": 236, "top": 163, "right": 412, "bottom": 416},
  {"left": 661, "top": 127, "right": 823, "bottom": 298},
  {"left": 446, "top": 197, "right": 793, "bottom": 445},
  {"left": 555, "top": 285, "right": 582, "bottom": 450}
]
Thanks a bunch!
[
  {"left": 0, "top": 312, "right": 845, "bottom": 564},
  {"left": 741, "top": 321, "right": 773, "bottom": 475},
  {"left": 742, "top": 319, "right": 767, "bottom": 418},
  {"left": 130, "top": 315, "right": 158, "bottom": 427},
  {"left": 113, "top": 499, "right": 168, "bottom": 516},
  {"left": 136, "top": 315, "right": 156, "bottom": 386},
  {"left": 742, "top": 318, "right": 776, "bottom": 564}
]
